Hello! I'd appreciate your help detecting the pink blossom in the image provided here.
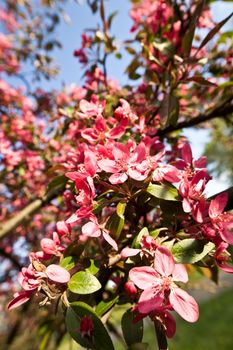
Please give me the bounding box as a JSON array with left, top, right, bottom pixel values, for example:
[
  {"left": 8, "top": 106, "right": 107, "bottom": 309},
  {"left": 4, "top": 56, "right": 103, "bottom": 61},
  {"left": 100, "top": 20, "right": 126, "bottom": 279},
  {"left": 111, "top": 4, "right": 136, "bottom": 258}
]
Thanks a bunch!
[
  {"left": 45, "top": 265, "right": 70, "bottom": 284},
  {"left": 98, "top": 142, "right": 148, "bottom": 184},
  {"left": 82, "top": 216, "right": 118, "bottom": 250},
  {"left": 129, "top": 246, "right": 199, "bottom": 322},
  {"left": 41, "top": 232, "right": 64, "bottom": 256}
]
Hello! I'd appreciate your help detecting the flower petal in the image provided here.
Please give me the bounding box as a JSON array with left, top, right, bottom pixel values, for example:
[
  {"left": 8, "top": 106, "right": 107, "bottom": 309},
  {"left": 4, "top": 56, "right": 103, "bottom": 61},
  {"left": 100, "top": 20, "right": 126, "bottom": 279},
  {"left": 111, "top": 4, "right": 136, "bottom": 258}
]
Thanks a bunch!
[
  {"left": 8, "top": 291, "right": 32, "bottom": 310},
  {"left": 209, "top": 192, "right": 228, "bottom": 218},
  {"left": 82, "top": 221, "right": 101, "bottom": 237},
  {"left": 109, "top": 172, "right": 128, "bottom": 184},
  {"left": 102, "top": 231, "right": 118, "bottom": 251},
  {"left": 129, "top": 266, "right": 159, "bottom": 290},
  {"left": 137, "top": 288, "right": 163, "bottom": 314},
  {"left": 154, "top": 246, "right": 175, "bottom": 277},
  {"left": 169, "top": 287, "right": 199, "bottom": 323},
  {"left": 172, "top": 264, "right": 188, "bottom": 283},
  {"left": 46, "top": 264, "right": 70, "bottom": 284}
]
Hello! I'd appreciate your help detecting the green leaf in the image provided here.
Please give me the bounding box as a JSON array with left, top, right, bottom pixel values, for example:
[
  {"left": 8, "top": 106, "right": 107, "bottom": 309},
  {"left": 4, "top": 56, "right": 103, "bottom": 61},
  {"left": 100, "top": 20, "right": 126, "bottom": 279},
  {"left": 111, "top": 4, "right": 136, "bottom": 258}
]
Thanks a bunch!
[
  {"left": 121, "top": 309, "right": 143, "bottom": 346},
  {"left": 197, "top": 12, "right": 233, "bottom": 53},
  {"left": 181, "top": 0, "right": 205, "bottom": 56},
  {"left": 107, "top": 201, "right": 126, "bottom": 240},
  {"left": 172, "top": 239, "right": 215, "bottom": 264},
  {"left": 85, "top": 259, "right": 100, "bottom": 275},
  {"left": 147, "top": 183, "right": 181, "bottom": 201},
  {"left": 159, "top": 94, "right": 179, "bottom": 128},
  {"left": 115, "top": 52, "right": 122, "bottom": 59},
  {"left": 95, "top": 295, "right": 119, "bottom": 317},
  {"left": 60, "top": 256, "right": 77, "bottom": 271},
  {"left": 116, "top": 201, "right": 126, "bottom": 219},
  {"left": 153, "top": 40, "right": 174, "bottom": 57},
  {"left": 133, "top": 227, "right": 149, "bottom": 248},
  {"left": 125, "top": 46, "right": 136, "bottom": 55},
  {"left": 107, "top": 11, "right": 118, "bottom": 30},
  {"left": 46, "top": 174, "right": 67, "bottom": 194},
  {"left": 185, "top": 75, "right": 217, "bottom": 87},
  {"left": 150, "top": 227, "right": 168, "bottom": 238},
  {"left": 66, "top": 302, "right": 115, "bottom": 350},
  {"left": 68, "top": 271, "right": 101, "bottom": 294}
]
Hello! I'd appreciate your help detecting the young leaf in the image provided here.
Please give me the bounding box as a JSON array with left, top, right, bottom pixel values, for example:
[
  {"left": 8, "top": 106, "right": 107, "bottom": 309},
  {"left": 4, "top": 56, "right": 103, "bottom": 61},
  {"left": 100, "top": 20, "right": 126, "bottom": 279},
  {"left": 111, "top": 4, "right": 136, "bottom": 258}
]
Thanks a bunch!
[
  {"left": 60, "top": 256, "right": 77, "bottom": 271},
  {"left": 121, "top": 308, "right": 143, "bottom": 346},
  {"left": 46, "top": 174, "right": 67, "bottom": 194},
  {"left": 132, "top": 227, "right": 149, "bottom": 248},
  {"left": 159, "top": 94, "right": 179, "bottom": 128},
  {"left": 185, "top": 76, "right": 217, "bottom": 87},
  {"left": 147, "top": 183, "right": 181, "bottom": 201},
  {"left": 68, "top": 271, "right": 101, "bottom": 294},
  {"left": 172, "top": 239, "right": 215, "bottom": 264},
  {"left": 181, "top": 0, "right": 205, "bottom": 56},
  {"left": 197, "top": 12, "right": 233, "bottom": 53},
  {"left": 85, "top": 259, "right": 100, "bottom": 275},
  {"left": 66, "top": 302, "right": 115, "bottom": 350},
  {"left": 95, "top": 295, "right": 119, "bottom": 317}
]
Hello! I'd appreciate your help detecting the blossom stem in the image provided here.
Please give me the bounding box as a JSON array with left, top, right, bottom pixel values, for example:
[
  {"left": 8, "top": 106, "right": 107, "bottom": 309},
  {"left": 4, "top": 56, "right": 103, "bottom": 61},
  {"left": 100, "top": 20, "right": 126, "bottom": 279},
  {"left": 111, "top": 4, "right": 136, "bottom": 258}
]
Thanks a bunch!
[{"left": 154, "top": 319, "right": 168, "bottom": 350}]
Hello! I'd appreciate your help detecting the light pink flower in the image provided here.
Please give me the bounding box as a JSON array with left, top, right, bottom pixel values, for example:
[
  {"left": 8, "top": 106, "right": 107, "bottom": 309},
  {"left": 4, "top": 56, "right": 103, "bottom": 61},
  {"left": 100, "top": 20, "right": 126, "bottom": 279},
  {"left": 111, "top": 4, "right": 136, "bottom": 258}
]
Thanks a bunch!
[{"left": 129, "top": 246, "right": 199, "bottom": 322}]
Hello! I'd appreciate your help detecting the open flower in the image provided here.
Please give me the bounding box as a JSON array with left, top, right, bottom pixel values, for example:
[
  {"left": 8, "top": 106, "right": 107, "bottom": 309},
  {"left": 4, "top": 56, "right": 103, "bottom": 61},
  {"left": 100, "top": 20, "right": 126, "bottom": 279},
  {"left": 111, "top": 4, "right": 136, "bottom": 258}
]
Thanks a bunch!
[{"left": 129, "top": 246, "right": 199, "bottom": 322}]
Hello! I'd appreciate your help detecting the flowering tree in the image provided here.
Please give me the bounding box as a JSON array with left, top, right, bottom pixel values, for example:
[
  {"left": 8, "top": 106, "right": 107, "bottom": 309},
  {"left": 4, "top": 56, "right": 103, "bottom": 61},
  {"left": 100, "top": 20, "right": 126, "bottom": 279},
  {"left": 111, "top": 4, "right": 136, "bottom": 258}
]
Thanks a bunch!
[{"left": 0, "top": 0, "right": 233, "bottom": 349}]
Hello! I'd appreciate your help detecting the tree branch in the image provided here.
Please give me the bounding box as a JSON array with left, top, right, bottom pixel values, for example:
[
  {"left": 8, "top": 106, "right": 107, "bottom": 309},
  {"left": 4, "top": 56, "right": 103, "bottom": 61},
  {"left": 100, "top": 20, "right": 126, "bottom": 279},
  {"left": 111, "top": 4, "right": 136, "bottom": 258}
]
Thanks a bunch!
[
  {"left": 0, "top": 187, "right": 65, "bottom": 240},
  {"left": 156, "top": 96, "right": 233, "bottom": 137}
]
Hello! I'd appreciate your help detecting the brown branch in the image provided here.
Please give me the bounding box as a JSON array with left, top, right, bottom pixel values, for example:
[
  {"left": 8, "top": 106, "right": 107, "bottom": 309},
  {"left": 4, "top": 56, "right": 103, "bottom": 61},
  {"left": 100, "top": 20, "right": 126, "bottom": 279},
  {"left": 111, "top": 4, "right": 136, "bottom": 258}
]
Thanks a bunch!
[
  {"left": 156, "top": 96, "right": 233, "bottom": 137},
  {"left": 0, "top": 187, "right": 65, "bottom": 240}
]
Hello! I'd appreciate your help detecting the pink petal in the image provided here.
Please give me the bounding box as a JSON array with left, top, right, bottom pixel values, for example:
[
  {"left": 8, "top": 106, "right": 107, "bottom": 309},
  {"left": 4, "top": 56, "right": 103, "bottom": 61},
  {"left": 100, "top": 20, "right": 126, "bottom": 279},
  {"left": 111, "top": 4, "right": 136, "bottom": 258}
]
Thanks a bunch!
[
  {"left": 121, "top": 247, "right": 141, "bottom": 258},
  {"left": 41, "top": 238, "right": 57, "bottom": 255},
  {"left": 217, "top": 261, "right": 233, "bottom": 273},
  {"left": 194, "top": 156, "right": 207, "bottom": 168},
  {"left": 109, "top": 172, "right": 128, "bottom": 184},
  {"left": 82, "top": 221, "right": 101, "bottom": 237},
  {"left": 102, "top": 231, "right": 118, "bottom": 251},
  {"left": 108, "top": 125, "right": 125, "bottom": 139},
  {"left": 66, "top": 213, "right": 79, "bottom": 224},
  {"left": 209, "top": 192, "right": 228, "bottom": 218},
  {"left": 46, "top": 265, "right": 70, "bottom": 284},
  {"left": 182, "top": 198, "right": 191, "bottom": 213},
  {"left": 169, "top": 287, "right": 199, "bottom": 323},
  {"left": 127, "top": 168, "right": 147, "bottom": 181},
  {"left": 129, "top": 266, "right": 159, "bottom": 290},
  {"left": 160, "top": 311, "right": 176, "bottom": 338},
  {"left": 219, "top": 222, "right": 233, "bottom": 245},
  {"left": 172, "top": 264, "right": 188, "bottom": 283},
  {"left": 162, "top": 165, "right": 181, "bottom": 183},
  {"left": 154, "top": 246, "right": 175, "bottom": 277},
  {"left": 84, "top": 150, "right": 97, "bottom": 177},
  {"left": 181, "top": 143, "right": 192, "bottom": 164},
  {"left": 137, "top": 288, "right": 163, "bottom": 314},
  {"left": 98, "top": 159, "right": 119, "bottom": 173},
  {"left": 8, "top": 291, "right": 32, "bottom": 310}
]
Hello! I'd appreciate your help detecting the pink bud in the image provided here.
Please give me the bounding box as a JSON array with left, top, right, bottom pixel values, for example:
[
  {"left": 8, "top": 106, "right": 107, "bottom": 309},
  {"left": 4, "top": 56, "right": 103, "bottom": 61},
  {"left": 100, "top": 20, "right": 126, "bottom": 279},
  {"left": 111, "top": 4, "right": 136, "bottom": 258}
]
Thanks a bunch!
[
  {"left": 56, "top": 221, "right": 71, "bottom": 236},
  {"left": 79, "top": 316, "right": 94, "bottom": 338},
  {"left": 46, "top": 265, "right": 70, "bottom": 284},
  {"left": 41, "top": 238, "right": 57, "bottom": 255},
  {"left": 124, "top": 281, "right": 137, "bottom": 297}
]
